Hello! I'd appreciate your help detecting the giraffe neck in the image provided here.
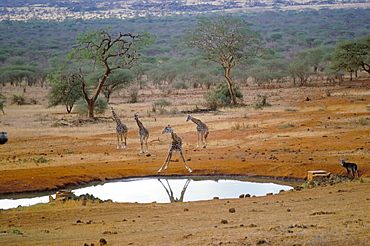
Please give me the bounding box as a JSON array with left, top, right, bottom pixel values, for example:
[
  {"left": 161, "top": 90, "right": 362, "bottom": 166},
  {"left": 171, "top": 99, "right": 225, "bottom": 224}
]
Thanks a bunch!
[
  {"left": 190, "top": 117, "right": 202, "bottom": 126},
  {"left": 135, "top": 118, "right": 145, "bottom": 129},
  {"left": 171, "top": 132, "right": 180, "bottom": 142},
  {"left": 112, "top": 110, "right": 122, "bottom": 125}
]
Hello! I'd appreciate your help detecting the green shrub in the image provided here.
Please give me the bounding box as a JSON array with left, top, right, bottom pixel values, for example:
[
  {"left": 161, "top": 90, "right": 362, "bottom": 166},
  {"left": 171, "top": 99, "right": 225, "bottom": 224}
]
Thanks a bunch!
[
  {"left": 285, "top": 108, "right": 299, "bottom": 111},
  {"left": 128, "top": 86, "right": 139, "bottom": 103},
  {"left": 254, "top": 94, "right": 271, "bottom": 110},
  {"left": 214, "top": 82, "right": 243, "bottom": 105},
  {"left": 0, "top": 100, "right": 5, "bottom": 114},
  {"left": 203, "top": 90, "right": 219, "bottom": 111},
  {"left": 152, "top": 99, "right": 171, "bottom": 114},
  {"left": 353, "top": 118, "right": 370, "bottom": 126},
  {"left": 75, "top": 97, "right": 108, "bottom": 116},
  {"left": 11, "top": 229, "right": 23, "bottom": 235},
  {"left": 278, "top": 123, "right": 295, "bottom": 129},
  {"left": 11, "top": 94, "right": 25, "bottom": 105},
  {"left": 23, "top": 156, "right": 51, "bottom": 163},
  {"left": 203, "top": 82, "right": 243, "bottom": 110},
  {"left": 172, "top": 81, "right": 188, "bottom": 89}
]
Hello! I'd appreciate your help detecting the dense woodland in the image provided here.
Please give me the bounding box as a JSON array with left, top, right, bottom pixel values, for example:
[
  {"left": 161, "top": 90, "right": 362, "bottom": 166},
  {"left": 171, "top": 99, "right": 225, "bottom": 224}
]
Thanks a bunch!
[{"left": 0, "top": 8, "right": 370, "bottom": 95}]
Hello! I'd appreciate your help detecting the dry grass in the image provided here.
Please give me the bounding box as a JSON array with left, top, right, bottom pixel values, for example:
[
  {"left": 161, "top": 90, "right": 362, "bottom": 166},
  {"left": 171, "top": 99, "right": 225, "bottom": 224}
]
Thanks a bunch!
[{"left": 1, "top": 81, "right": 370, "bottom": 245}]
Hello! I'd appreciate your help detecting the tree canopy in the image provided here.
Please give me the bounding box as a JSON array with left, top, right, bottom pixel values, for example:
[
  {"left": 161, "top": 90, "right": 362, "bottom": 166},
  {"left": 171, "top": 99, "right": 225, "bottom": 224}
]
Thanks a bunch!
[
  {"left": 47, "top": 71, "right": 83, "bottom": 113},
  {"left": 183, "top": 15, "right": 264, "bottom": 105},
  {"left": 330, "top": 35, "right": 370, "bottom": 77},
  {"left": 67, "top": 28, "right": 154, "bottom": 118}
]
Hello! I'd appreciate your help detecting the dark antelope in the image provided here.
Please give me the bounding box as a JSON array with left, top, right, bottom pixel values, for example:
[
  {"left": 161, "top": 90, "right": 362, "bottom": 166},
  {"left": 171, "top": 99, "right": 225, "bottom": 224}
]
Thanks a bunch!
[
  {"left": 339, "top": 156, "right": 359, "bottom": 177},
  {"left": 0, "top": 132, "right": 7, "bottom": 145}
]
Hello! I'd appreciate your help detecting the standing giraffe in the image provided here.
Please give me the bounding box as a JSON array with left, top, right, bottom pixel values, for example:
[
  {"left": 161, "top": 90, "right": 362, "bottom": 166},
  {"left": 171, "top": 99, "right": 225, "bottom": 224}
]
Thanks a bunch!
[
  {"left": 110, "top": 107, "right": 128, "bottom": 149},
  {"left": 186, "top": 115, "right": 209, "bottom": 148},
  {"left": 158, "top": 125, "right": 192, "bottom": 173},
  {"left": 134, "top": 114, "right": 149, "bottom": 153}
]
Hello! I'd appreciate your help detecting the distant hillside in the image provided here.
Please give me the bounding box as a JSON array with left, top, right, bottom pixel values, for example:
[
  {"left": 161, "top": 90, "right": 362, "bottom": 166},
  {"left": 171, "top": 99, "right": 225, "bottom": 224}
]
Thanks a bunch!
[{"left": 0, "top": 0, "right": 369, "bottom": 21}]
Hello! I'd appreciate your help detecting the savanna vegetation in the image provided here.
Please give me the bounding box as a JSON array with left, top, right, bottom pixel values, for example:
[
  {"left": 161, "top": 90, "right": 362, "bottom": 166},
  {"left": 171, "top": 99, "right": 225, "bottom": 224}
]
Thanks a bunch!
[
  {"left": 0, "top": 8, "right": 370, "bottom": 115},
  {"left": 1, "top": 8, "right": 370, "bottom": 245}
]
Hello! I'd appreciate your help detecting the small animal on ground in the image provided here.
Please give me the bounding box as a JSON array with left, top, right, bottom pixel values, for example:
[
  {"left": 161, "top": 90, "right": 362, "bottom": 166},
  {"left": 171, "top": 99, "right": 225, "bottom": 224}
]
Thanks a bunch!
[{"left": 339, "top": 156, "right": 359, "bottom": 177}]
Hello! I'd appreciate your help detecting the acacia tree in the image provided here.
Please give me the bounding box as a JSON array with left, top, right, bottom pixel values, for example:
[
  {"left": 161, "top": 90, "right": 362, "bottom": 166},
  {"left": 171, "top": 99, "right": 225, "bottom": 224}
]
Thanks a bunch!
[
  {"left": 87, "top": 69, "right": 133, "bottom": 103},
  {"left": 330, "top": 35, "right": 370, "bottom": 79},
  {"left": 67, "top": 28, "right": 153, "bottom": 118},
  {"left": 183, "top": 15, "right": 264, "bottom": 105}
]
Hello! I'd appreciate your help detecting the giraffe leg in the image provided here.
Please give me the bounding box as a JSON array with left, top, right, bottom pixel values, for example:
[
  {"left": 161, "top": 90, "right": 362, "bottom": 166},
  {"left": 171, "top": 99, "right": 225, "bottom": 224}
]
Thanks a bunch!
[
  {"left": 197, "top": 132, "right": 200, "bottom": 148},
  {"left": 140, "top": 136, "right": 144, "bottom": 153},
  {"left": 204, "top": 132, "right": 209, "bottom": 148},
  {"left": 158, "top": 151, "right": 172, "bottom": 173},
  {"left": 163, "top": 152, "right": 172, "bottom": 170},
  {"left": 122, "top": 132, "right": 127, "bottom": 149},
  {"left": 180, "top": 151, "right": 192, "bottom": 173},
  {"left": 116, "top": 134, "right": 121, "bottom": 150},
  {"left": 201, "top": 133, "right": 207, "bottom": 148},
  {"left": 144, "top": 135, "right": 149, "bottom": 153}
]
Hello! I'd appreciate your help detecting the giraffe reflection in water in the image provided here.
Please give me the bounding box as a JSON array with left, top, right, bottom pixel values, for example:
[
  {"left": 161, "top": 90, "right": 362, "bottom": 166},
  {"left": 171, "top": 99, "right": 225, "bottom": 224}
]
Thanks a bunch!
[{"left": 158, "top": 178, "right": 191, "bottom": 202}]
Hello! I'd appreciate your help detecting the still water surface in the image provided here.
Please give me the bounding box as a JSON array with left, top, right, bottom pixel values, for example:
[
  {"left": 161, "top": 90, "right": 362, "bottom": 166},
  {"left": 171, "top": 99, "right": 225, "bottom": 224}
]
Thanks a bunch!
[{"left": 0, "top": 177, "right": 295, "bottom": 210}]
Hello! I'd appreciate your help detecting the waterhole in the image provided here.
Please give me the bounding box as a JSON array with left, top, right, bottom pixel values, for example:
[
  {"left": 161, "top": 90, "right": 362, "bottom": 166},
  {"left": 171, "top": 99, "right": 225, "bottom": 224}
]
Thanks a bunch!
[{"left": 0, "top": 176, "right": 296, "bottom": 210}]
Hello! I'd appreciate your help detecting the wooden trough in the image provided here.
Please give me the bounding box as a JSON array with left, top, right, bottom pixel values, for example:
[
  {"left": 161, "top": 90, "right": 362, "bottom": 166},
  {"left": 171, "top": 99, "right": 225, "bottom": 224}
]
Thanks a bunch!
[{"left": 307, "top": 170, "right": 332, "bottom": 182}]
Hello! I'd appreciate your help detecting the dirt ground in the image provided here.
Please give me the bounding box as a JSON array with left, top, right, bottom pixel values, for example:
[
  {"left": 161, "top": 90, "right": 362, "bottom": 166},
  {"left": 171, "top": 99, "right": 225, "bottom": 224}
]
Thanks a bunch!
[{"left": 0, "top": 81, "right": 369, "bottom": 245}]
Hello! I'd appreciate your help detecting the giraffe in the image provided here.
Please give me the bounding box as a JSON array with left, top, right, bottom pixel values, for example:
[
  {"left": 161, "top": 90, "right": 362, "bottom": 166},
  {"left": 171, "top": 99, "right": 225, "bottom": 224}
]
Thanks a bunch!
[
  {"left": 158, "top": 125, "right": 192, "bottom": 173},
  {"left": 110, "top": 107, "right": 128, "bottom": 149},
  {"left": 134, "top": 114, "right": 149, "bottom": 153},
  {"left": 186, "top": 115, "right": 209, "bottom": 148}
]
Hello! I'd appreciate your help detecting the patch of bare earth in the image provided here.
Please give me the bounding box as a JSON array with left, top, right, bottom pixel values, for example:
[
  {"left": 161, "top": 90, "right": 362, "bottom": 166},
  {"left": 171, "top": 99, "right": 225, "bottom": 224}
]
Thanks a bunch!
[{"left": 0, "top": 81, "right": 369, "bottom": 245}]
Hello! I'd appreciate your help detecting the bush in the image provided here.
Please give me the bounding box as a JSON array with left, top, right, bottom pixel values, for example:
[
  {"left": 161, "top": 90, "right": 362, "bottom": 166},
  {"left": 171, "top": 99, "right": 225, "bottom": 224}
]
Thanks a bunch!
[
  {"left": 11, "top": 94, "right": 25, "bottom": 105},
  {"left": 128, "top": 86, "right": 139, "bottom": 103},
  {"left": 75, "top": 97, "right": 108, "bottom": 116},
  {"left": 0, "top": 100, "right": 4, "bottom": 114},
  {"left": 203, "top": 82, "right": 243, "bottom": 110},
  {"left": 0, "top": 93, "right": 5, "bottom": 114},
  {"left": 214, "top": 82, "right": 243, "bottom": 105},
  {"left": 203, "top": 90, "right": 219, "bottom": 111},
  {"left": 254, "top": 94, "right": 271, "bottom": 110},
  {"left": 172, "top": 81, "right": 188, "bottom": 89},
  {"left": 152, "top": 99, "right": 172, "bottom": 114}
]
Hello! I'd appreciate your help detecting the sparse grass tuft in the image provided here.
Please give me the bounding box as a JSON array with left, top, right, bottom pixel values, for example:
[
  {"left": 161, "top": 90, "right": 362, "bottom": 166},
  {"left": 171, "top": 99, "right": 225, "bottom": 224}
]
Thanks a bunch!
[
  {"left": 352, "top": 118, "right": 370, "bottom": 126},
  {"left": 62, "top": 150, "right": 78, "bottom": 154},
  {"left": 231, "top": 122, "right": 251, "bottom": 131},
  {"left": 22, "top": 156, "right": 51, "bottom": 163},
  {"left": 350, "top": 98, "right": 366, "bottom": 102},
  {"left": 277, "top": 123, "right": 295, "bottom": 129},
  {"left": 11, "top": 228, "right": 24, "bottom": 235},
  {"left": 285, "top": 108, "right": 299, "bottom": 111}
]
